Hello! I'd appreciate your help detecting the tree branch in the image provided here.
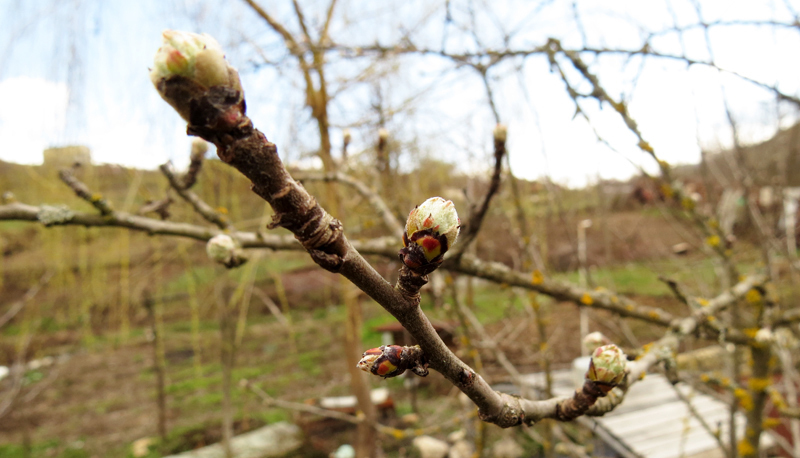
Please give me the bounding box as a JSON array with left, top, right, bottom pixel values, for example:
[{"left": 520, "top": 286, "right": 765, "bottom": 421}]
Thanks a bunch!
[
  {"left": 58, "top": 168, "right": 114, "bottom": 215},
  {"left": 292, "top": 170, "right": 403, "bottom": 237},
  {"left": 160, "top": 162, "right": 233, "bottom": 230},
  {"left": 447, "top": 125, "right": 506, "bottom": 260}
]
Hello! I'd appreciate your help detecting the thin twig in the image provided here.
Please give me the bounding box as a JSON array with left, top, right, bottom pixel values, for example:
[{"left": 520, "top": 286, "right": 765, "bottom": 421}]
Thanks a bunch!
[
  {"left": 160, "top": 162, "right": 233, "bottom": 230},
  {"left": 293, "top": 170, "right": 403, "bottom": 237},
  {"left": 0, "top": 271, "right": 53, "bottom": 329},
  {"left": 447, "top": 125, "right": 506, "bottom": 260},
  {"left": 58, "top": 169, "right": 114, "bottom": 215}
]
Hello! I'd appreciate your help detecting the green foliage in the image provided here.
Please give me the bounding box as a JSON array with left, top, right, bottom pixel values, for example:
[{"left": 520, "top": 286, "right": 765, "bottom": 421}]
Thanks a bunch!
[{"left": 0, "top": 440, "right": 90, "bottom": 458}]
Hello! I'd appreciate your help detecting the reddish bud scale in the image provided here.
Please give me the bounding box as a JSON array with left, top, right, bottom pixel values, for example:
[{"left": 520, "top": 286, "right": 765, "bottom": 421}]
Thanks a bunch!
[
  {"left": 375, "top": 359, "right": 399, "bottom": 377},
  {"left": 399, "top": 229, "right": 449, "bottom": 275},
  {"left": 400, "top": 197, "right": 460, "bottom": 276},
  {"left": 356, "top": 345, "right": 428, "bottom": 379}
]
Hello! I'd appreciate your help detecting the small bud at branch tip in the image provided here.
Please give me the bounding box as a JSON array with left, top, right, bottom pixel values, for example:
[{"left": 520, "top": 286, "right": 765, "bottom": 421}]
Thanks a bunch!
[
  {"left": 399, "top": 197, "right": 460, "bottom": 275},
  {"left": 587, "top": 344, "right": 626, "bottom": 393},
  {"left": 493, "top": 124, "right": 507, "bottom": 143}
]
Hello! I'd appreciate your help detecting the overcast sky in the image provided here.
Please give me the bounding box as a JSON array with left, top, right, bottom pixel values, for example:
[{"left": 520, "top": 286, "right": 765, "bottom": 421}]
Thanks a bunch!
[{"left": 1, "top": 0, "right": 798, "bottom": 187}]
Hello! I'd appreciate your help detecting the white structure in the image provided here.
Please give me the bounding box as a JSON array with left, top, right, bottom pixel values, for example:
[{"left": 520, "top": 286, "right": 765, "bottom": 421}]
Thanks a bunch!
[
  {"left": 495, "top": 369, "right": 777, "bottom": 458},
  {"left": 784, "top": 188, "right": 800, "bottom": 258}
]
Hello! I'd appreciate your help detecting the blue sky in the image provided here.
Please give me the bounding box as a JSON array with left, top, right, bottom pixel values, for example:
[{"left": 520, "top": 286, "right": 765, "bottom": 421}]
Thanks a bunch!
[{"left": 1, "top": 0, "right": 799, "bottom": 187}]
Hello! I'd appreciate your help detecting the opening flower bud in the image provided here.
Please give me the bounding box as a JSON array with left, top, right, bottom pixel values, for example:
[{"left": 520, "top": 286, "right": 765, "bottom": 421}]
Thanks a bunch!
[
  {"left": 150, "top": 30, "right": 244, "bottom": 124},
  {"left": 493, "top": 123, "right": 507, "bottom": 143},
  {"left": 357, "top": 345, "right": 428, "bottom": 379},
  {"left": 399, "top": 197, "right": 460, "bottom": 275},
  {"left": 754, "top": 328, "right": 773, "bottom": 345},
  {"left": 357, "top": 346, "right": 402, "bottom": 378},
  {"left": 587, "top": 344, "right": 626, "bottom": 392},
  {"left": 206, "top": 234, "right": 244, "bottom": 268},
  {"left": 356, "top": 349, "right": 382, "bottom": 373},
  {"left": 150, "top": 30, "right": 229, "bottom": 88}
]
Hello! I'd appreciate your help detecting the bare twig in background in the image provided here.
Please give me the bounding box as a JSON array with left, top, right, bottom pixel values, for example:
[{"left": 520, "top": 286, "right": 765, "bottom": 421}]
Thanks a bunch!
[
  {"left": 182, "top": 139, "right": 208, "bottom": 190},
  {"left": 137, "top": 194, "right": 173, "bottom": 220},
  {"left": 293, "top": 170, "right": 403, "bottom": 237},
  {"left": 0, "top": 271, "right": 52, "bottom": 329},
  {"left": 670, "top": 381, "right": 730, "bottom": 456},
  {"left": 447, "top": 125, "right": 506, "bottom": 260},
  {"left": 58, "top": 168, "right": 114, "bottom": 215},
  {"left": 251, "top": 287, "right": 289, "bottom": 327},
  {"left": 161, "top": 162, "right": 233, "bottom": 231},
  {"left": 143, "top": 292, "right": 168, "bottom": 442}
]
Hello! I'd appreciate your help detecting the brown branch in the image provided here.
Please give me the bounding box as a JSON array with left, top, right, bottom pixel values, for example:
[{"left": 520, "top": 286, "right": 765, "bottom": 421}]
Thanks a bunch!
[
  {"left": 290, "top": 0, "right": 313, "bottom": 46},
  {"left": 579, "top": 45, "right": 800, "bottom": 108},
  {"left": 182, "top": 140, "right": 207, "bottom": 189},
  {"left": 243, "top": 0, "right": 307, "bottom": 63},
  {"left": 780, "top": 408, "right": 800, "bottom": 420},
  {"left": 447, "top": 126, "right": 506, "bottom": 260},
  {"left": 292, "top": 170, "right": 403, "bottom": 237},
  {"left": 243, "top": 0, "right": 335, "bottom": 169},
  {"left": 160, "top": 162, "right": 233, "bottom": 230},
  {"left": 582, "top": 275, "right": 767, "bottom": 422},
  {"left": 659, "top": 276, "right": 690, "bottom": 307},
  {"left": 155, "top": 65, "right": 770, "bottom": 428},
  {"left": 159, "top": 72, "right": 606, "bottom": 428},
  {"left": 453, "top": 255, "right": 673, "bottom": 326},
  {"left": 320, "top": 0, "right": 338, "bottom": 46},
  {"left": 1, "top": 202, "right": 227, "bottom": 244},
  {"left": 451, "top": 282, "right": 530, "bottom": 396},
  {"left": 624, "top": 274, "right": 766, "bottom": 384},
  {"left": 137, "top": 194, "right": 173, "bottom": 220},
  {"left": 58, "top": 169, "right": 114, "bottom": 215},
  {"left": 0, "top": 199, "right": 764, "bottom": 430}
]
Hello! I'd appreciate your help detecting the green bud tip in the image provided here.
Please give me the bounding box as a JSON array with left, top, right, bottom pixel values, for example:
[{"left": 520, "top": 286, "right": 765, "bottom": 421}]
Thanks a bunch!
[
  {"left": 150, "top": 30, "right": 230, "bottom": 89},
  {"left": 206, "top": 234, "right": 236, "bottom": 265},
  {"left": 405, "top": 197, "right": 460, "bottom": 260},
  {"left": 587, "top": 344, "right": 626, "bottom": 389}
]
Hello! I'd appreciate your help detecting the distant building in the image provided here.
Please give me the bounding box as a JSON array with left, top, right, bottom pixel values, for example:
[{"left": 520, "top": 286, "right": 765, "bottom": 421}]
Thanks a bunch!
[{"left": 42, "top": 145, "right": 91, "bottom": 169}]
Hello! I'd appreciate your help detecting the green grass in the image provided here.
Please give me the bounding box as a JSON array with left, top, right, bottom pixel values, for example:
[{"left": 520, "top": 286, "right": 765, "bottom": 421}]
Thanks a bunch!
[
  {"left": 551, "top": 256, "right": 760, "bottom": 297},
  {"left": 554, "top": 263, "right": 670, "bottom": 296},
  {"left": 162, "top": 252, "right": 313, "bottom": 298},
  {"left": 0, "top": 440, "right": 90, "bottom": 458}
]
